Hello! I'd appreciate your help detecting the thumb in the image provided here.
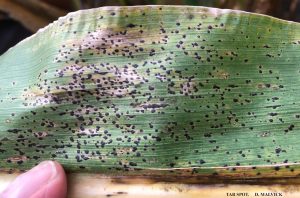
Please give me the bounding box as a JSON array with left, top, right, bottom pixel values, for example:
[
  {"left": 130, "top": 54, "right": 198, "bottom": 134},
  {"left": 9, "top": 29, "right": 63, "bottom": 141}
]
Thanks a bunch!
[{"left": 0, "top": 161, "right": 67, "bottom": 198}]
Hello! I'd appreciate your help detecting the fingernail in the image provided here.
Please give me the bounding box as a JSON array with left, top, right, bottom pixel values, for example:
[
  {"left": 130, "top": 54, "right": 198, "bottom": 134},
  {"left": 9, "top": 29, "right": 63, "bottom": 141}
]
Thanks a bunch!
[{"left": 1, "top": 161, "right": 58, "bottom": 198}]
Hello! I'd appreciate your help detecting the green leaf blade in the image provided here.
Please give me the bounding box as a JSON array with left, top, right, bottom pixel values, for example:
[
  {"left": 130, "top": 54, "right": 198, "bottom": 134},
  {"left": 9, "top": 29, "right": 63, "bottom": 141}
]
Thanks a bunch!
[{"left": 1, "top": 6, "right": 300, "bottom": 179}]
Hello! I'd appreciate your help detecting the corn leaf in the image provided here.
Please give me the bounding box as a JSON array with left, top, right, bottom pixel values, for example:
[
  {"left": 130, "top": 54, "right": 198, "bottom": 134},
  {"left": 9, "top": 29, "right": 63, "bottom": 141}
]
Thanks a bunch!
[{"left": 1, "top": 5, "right": 300, "bottom": 179}]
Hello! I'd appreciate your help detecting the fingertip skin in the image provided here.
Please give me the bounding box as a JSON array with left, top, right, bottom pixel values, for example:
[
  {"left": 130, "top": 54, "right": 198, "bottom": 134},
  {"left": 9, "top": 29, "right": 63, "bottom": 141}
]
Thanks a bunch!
[
  {"left": 0, "top": 161, "right": 67, "bottom": 198},
  {"left": 31, "top": 161, "right": 68, "bottom": 198},
  {"left": 48, "top": 161, "right": 68, "bottom": 198}
]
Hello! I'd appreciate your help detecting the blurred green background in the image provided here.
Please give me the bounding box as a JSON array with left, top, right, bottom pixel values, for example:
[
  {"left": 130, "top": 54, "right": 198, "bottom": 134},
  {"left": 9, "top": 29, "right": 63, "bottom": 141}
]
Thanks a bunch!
[{"left": 0, "top": 0, "right": 299, "bottom": 54}]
